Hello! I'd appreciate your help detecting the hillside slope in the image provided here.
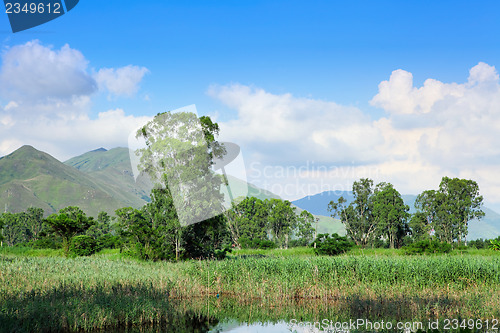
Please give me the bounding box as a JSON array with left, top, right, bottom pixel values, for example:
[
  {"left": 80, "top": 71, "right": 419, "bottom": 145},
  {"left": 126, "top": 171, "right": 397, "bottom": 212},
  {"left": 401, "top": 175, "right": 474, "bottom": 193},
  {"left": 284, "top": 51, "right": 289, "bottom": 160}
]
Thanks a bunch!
[
  {"left": 0, "top": 146, "right": 129, "bottom": 217},
  {"left": 64, "top": 147, "right": 152, "bottom": 205}
]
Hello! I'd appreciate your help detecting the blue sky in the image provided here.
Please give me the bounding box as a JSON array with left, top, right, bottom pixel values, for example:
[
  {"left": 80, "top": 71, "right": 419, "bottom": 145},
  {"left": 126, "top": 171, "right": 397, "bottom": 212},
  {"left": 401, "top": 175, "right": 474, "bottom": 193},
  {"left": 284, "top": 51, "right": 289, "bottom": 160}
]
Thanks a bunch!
[{"left": 1, "top": 1, "right": 500, "bottom": 206}]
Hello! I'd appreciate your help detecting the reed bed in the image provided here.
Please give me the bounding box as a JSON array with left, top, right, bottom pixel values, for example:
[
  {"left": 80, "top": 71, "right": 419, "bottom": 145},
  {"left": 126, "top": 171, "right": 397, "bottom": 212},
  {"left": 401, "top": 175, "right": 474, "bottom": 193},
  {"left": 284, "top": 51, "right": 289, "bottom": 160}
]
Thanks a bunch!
[{"left": 1, "top": 254, "right": 499, "bottom": 331}]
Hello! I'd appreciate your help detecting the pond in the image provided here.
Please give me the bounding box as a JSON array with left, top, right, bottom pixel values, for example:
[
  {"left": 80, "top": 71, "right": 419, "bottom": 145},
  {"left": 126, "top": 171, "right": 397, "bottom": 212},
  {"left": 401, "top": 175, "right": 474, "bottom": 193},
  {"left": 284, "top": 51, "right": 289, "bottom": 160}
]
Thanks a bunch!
[{"left": 103, "top": 297, "right": 474, "bottom": 333}]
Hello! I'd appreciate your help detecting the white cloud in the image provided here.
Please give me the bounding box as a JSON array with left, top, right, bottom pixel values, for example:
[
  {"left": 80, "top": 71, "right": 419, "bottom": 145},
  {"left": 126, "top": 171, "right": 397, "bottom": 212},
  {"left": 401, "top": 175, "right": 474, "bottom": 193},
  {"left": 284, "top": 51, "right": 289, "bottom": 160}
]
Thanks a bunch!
[
  {"left": 95, "top": 65, "right": 149, "bottom": 97},
  {"left": 0, "top": 108, "right": 151, "bottom": 161},
  {"left": 208, "top": 84, "right": 383, "bottom": 166},
  {"left": 211, "top": 64, "right": 500, "bottom": 206},
  {"left": 0, "top": 40, "right": 97, "bottom": 103},
  {"left": 0, "top": 40, "right": 151, "bottom": 161}
]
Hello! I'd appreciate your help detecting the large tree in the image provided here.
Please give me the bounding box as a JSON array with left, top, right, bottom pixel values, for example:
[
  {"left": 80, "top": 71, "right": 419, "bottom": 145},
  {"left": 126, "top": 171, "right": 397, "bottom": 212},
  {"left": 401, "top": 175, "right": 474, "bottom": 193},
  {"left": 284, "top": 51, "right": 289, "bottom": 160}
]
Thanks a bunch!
[
  {"left": 132, "top": 112, "right": 230, "bottom": 260},
  {"left": 415, "top": 177, "right": 484, "bottom": 243},
  {"left": 136, "top": 111, "right": 226, "bottom": 227},
  {"left": 224, "top": 196, "right": 269, "bottom": 249},
  {"left": 371, "top": 182, "right": 410, "bottom": 248},
  {"left": 328, "top": 178, "right": 377, "bottom": 247},
  {"left": 267, "top": 198, "right": 297, "bottom": 249},
  {"left": 45, "top": 206, "right": 95, "bottom": 255},
  {"left": 295, "top": 210, "right": 315, "bottom": 246}
]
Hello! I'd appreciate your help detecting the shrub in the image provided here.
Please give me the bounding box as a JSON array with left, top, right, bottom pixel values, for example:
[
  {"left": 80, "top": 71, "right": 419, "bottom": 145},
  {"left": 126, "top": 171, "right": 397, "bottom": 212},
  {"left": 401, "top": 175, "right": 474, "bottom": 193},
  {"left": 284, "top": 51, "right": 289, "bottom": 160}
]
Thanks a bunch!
[
  {"left": 214, "top": 245, "right": 232, "bottom": 260},
  {"left": 489, "top": 238, "right": 500, "bottom": 251},
  {"left": 69, "top": 235, "right": 98, "bottom": 257},
  {"left": 239, "top": 238, "right": 277, "bottom": 249},
  {"left": 313, "top": 233, "right": 354, "bottom": 256},
  {"left": 468, "top": 238, "right": 487, "bottom": 249},
  {"left": 32, "top": 237, "right": 62, "bottom": 249},
  {"left": 403, "top": 240, "right": 452, "bottom": 255},
  {"left": 96, "top": 234, "right": 120, "bottom": 250}
]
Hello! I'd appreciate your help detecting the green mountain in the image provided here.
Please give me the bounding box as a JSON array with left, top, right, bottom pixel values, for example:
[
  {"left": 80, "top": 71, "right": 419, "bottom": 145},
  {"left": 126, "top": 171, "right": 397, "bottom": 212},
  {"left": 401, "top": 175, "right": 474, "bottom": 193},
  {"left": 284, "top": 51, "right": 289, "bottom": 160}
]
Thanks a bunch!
[
  {"left": 64, "top": 147, "right": 152, "bottom": 206},
  {"left": 0, "top": 145, "right": 340, "bottom": 236},
  {"left": 0, "top": 145, "right": 131, "bottom": 217}
]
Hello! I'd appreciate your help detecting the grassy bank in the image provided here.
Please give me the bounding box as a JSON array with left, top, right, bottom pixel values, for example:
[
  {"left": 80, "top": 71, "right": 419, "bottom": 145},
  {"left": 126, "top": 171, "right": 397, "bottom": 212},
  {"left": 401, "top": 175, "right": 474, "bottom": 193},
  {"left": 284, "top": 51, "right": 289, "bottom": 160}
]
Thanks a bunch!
[{"left": 1, "top": 250, "right": 500, "bottom": 331}]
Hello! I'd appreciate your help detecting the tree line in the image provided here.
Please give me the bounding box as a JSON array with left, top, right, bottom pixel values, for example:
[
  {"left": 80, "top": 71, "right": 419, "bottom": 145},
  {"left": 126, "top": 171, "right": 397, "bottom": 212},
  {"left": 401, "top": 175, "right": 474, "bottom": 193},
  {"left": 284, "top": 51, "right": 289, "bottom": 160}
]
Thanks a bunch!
[
  {"left": 0, "top": 112, "right": 488, "bottom": 257},
  {"left": 0, "top": 192, "right": 315, "bottom": 260},
  {"left": 328, "top": 176, "right": 484, "bottom": 249}
]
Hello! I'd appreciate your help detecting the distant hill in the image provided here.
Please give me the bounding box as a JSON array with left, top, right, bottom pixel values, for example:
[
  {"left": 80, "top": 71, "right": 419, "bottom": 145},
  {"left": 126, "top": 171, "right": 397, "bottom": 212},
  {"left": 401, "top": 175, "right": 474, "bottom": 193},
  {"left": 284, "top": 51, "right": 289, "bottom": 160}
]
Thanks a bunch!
[
  {"left": 0, "top": 146, "right": 130, "bottom": 217},
  {"left": 292, "top": 191, "right": 500, "bottom": 240},
  {"left": 64, "top": 147, "right": 152, "bottom": 206},
  {"left": 0, "top": 145, "right": 284, "bottom": 218}
]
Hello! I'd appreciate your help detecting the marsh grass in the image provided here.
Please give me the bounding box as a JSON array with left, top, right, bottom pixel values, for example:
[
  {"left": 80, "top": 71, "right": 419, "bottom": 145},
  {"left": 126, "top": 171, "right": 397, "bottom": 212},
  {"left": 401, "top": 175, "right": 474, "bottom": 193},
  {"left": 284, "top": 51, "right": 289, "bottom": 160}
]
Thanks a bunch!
[{"left": 1, "top": 252, "right": 499, "bottom": 331}]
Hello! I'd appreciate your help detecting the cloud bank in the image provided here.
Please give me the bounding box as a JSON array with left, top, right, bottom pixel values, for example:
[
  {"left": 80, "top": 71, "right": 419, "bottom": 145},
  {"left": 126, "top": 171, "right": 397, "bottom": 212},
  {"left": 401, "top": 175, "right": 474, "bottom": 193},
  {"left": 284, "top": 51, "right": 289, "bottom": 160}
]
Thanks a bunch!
[
  {"left": 0, "top": 40, "right": 151, "bottom": 160},
  {"left": 212, "top": 63, "right": 500, "bottom": 204}
]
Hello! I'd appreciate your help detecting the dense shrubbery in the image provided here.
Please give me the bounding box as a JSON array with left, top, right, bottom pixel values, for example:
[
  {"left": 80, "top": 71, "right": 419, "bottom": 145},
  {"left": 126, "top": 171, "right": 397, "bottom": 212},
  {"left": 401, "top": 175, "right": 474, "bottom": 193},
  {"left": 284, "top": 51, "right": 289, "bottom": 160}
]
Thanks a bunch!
[
  {"left": 96, "top": 234, "right": 120, "bottom": 250},
  {"left": 313, "top": 233, "right": 354, "bottom": 256},
  {"left": 489, "top": 238, "right": 500, "bottom": 251},
  {"left": 239, "top": 237, "right": 276, "bottom": 249},
  {"left": 32, "top": 236, "right": 62, "bottom": 249},
  {"left": 403, "top": 240, "right": 452, "bottom": 255},
  {"left": 468, "top": 238, "right": 488, "bottom": 249},
  {"left": 69, "top": 235, "right": 98, "bottom": 257}
]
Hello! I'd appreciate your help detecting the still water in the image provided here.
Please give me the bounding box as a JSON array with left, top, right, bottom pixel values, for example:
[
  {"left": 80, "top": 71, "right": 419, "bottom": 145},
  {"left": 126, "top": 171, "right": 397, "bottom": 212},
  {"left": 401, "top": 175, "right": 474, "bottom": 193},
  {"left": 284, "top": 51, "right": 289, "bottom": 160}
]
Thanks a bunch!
[{"left": 106, "top": 298, "right": 460, "bottom": 333}]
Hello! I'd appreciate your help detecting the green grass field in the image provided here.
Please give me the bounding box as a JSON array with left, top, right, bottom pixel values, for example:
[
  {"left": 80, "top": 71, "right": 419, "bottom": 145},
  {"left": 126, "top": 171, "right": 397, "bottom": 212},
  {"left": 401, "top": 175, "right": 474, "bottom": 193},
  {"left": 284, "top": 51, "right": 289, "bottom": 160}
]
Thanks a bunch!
[{"left": 1, "top": 247, "right": 499, "bottom": 332}]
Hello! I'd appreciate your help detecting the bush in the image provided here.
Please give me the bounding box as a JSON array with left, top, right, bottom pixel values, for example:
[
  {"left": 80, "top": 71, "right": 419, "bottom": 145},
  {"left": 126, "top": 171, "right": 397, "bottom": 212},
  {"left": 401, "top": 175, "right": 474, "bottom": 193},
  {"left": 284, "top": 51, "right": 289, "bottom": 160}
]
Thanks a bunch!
[
  {"left": 69, "top": 235, "right": 98, "bottom": 257},
  {"left": 96, "top": 234, "right": 120, "bottom": 250},
  {"left": 313, "top": 233, "right": 354, "bottom": 256},
  {"left": 214, "top": 245, "right": 232, "bottom": 260},
  {"left": 489, "top": 238, "right": 500, "bottom": 251},
  {"left": 32, "top": 237, "right": 62, "bottom": 249},
  {"left": 468, "top": 238, "right": 487, "bottom": 249},
  {"left": 403, "top": 240, "right": 452, "bottom": 255}
]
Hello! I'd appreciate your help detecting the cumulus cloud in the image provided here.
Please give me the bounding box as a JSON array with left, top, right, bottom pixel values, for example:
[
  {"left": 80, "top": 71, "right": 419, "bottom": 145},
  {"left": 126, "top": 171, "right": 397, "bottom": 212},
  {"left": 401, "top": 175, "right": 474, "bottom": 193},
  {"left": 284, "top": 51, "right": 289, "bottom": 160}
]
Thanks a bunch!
[
  {"left": 95, "top": 65, "right": 149, "bottom": 97},
  {"left": 371, "top": 62, "right": 500, "bottom": 203},
  {"left": 0, "top": 40, "right": 97, "bottom": 103},
  {"left": 0, "top": 109, "right": 151, "bottom": 160},
  {"left": 0, "top": 40, "right": 150, "bottom": 160},
  {"left": 211, "top": 64, "right": 500, "bottom": 205},
  {"left": 208, "top": 84, "right": 383, "bottom": 166},
  {"left": 371, "top": 63, "right": 500, "bottom": 168}
]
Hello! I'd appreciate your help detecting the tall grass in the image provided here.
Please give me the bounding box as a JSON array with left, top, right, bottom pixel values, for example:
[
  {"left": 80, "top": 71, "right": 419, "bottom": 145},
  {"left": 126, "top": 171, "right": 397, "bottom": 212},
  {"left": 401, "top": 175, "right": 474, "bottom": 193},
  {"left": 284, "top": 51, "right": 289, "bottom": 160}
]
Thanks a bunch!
[{"left": 1, "top": 253, "right": 499, "bottom": 331}]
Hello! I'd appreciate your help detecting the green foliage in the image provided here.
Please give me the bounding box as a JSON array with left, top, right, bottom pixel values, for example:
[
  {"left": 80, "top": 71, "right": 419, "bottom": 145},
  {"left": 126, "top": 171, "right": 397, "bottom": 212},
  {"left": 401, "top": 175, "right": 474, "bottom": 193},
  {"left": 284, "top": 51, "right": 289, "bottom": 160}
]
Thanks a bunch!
[
  {"left": 96, "top": 234, "right": 120, "bottom": 250},
  {"left": 328, "top": 179, "right": 375, "bottom": 247},
  {"left": 295, "top": 210, "right": 315, "bottom": 245},
  {"left": 266, "top": 198, "right": 297, "bottom": 248},
  {"left": 489, "top": 238, "right": 500, "bottom": 251},
  {"left": 415, "top": 177, "right": 484, "bottom": 243},
  {"left": 32, "top": 236, "right": 62, "bottom": 249},
  {"left": 313, "top": 233, "right": 354, "bottom": 256},
  {"left": 239, "top": 237, "right": 277, "bottom": 249},
  {"left": 372, "top": 182, "right": 410, "bottom": 248},
  {"left": 0, "top": 208, "right": 46, "bottom": 246},
  {"left": 225, "top": 196, "right": 313, "bottom": 250},
  {"left": 224, "top": 196, "right": 269, "bottom": 249},
  {"left": 181, "top": 214, "right": 229, "bottom": 260},
  {"left": 329, "top": 179, "right": 410, "bottom": 248},
  {"left": 403, "top": 240, "right": 452, "bottom": 255},
  {"left": 45, "top": 206, "right": 95, "bottom": 255},
  {"left": 115, "top": 188, "right": 229, "bottom": 261},
  {"left": 468, "top": 238, "right": 488, "bottom": 249},
  {"left": 409, "top": 212, "right": 431, "bottom": 241},
  {"left": 69, "top": 235, "right": 98, "bottom": 257}
]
